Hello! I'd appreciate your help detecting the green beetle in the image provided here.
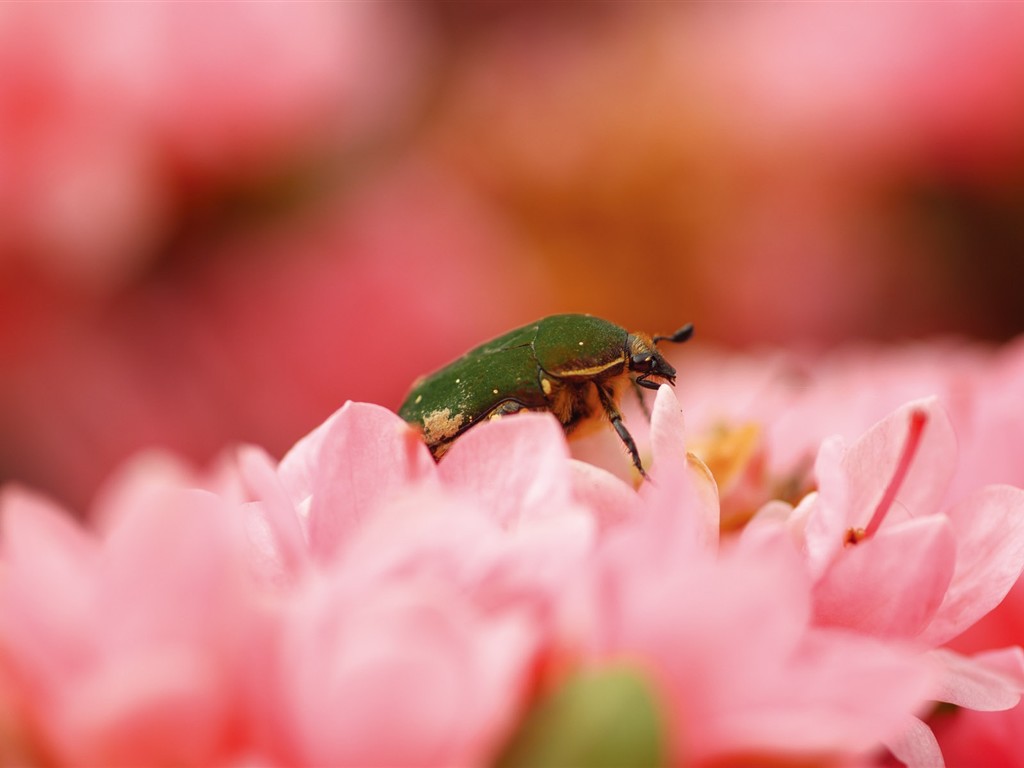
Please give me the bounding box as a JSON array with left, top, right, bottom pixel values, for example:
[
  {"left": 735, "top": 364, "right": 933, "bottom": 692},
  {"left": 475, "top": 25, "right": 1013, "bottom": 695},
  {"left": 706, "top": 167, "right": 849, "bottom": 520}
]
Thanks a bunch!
[{"left": 398, "top": 314, "right": 694, "bottom": 478}]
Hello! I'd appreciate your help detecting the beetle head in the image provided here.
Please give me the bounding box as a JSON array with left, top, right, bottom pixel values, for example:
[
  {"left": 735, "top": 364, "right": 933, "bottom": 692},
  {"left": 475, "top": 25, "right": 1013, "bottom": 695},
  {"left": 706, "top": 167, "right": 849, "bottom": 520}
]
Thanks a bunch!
[{"left": 627, "top": 323, "right": 694, "bottom": 390}]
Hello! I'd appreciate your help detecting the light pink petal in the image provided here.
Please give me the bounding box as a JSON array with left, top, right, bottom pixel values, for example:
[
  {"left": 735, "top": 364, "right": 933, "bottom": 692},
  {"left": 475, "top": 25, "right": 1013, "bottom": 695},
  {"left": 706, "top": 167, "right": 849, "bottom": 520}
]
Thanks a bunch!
[
  {"left": 276, "top": 405, "right": 345, "bottom": 507},
  {"left": 303, "top": 402, "right": 437, "bottom": 562},
  {"left": 439, "top": 413, "right": 574, "bottom": 528},
  {"left": 87, "top": 451, "right": 205, "bottom": 534},
  {"left": 745, "top": 492, "right": 809, "bottom": 556},
  {"left": 599, "top": 526, "right": 810, "bottom": 686},
  {"left": 785, "top": 492, "right": 817, "bottom": 541},
  {"left": 342, "top": 487, "right": 592, "bottom": 620},
  {"left": 0, "top": 486, "right": 99, "bottom": 688},
  {"left": 747, "top": 499, "right": 795, "bottom": 528},
  {"left": 742, "top": 499, "right": 809, "bottom": 551},
  {"left": 813, "top": 516, "right": 956, "bottom": 639},
  {"left": 645, "top": 383, "right": 689, "bottom": 481},
  {"left": 930, "top": 647, "right": 1024, "bottom": 711},
  {"left": 569, "top": 459, "right": 643, "bottom": 534},
  {"left": 606, "top": 532, "right": 932, "bottom": 764},
  {"left": 884, "top": 716, "right": 945, "bottom": 768},
  {"left": 281, "top": 581, "right": 531, "bottom": 767},
  {"left": 698, "top": 630, "right": 933, "bottom": 762},
  {"left": 51, "top": 647, "right": 230, "bottom": 767},
  {"left": 641, "top": 385, "right": 719, "bottom": 553},
  {"left": 1, "top": 485, "right": 97, "bottom": 577},
  {"left": 802, "top": 436, "right": 849, "bottom": 579},
  {"left": 240, "top": 501, "right": 295, "bottom": 589},
  {"left": 460, "top": 611, "right": 540, "bottom": 751},
  {"left": 338, "top": 489, "right": 499, "bottom": 589},
  {"left": 97, "top": 489, "right": 246, "bottom": 654},
  {"left": 840, "top": 398, "right": 956, "bottom": 531},
  {"left": 919, "top": 485, "right": 1024, "bottom": 647},
  {"left": 237, "top": 444, "right": 308, "bottom": 577}
]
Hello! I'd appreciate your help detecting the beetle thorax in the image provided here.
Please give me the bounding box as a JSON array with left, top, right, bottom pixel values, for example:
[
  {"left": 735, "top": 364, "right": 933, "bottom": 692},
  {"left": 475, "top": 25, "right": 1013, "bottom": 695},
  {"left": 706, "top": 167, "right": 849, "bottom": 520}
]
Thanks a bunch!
[{"left": 628, "top": 333, "right": 656, "bottom": 361}]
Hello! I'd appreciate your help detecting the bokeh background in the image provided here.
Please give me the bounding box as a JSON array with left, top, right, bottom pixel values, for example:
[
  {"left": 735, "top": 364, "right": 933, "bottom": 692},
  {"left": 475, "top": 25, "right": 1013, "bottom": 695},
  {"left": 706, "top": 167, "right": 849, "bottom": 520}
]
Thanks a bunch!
[{"left": 3, "top": 2, "right": 1024, "bottom": 511}]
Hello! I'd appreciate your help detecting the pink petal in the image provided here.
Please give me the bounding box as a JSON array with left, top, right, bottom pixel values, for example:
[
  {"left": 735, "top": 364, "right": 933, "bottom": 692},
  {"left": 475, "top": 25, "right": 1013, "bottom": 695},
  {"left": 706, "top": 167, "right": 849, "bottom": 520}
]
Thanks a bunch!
[
  {"left": 930, "top": 647, "right": 1024, "bottom": 711},
  {"left": 0, "top": 487, "right": 98, "bottom": 688},
  {"left": 87, "top": 451, "right": 205, "bottom": 534},
  {"left": 276, "top": 406, "right": 343, "bottom": 507},
  {"left": 240, "top": 501, "right": 298, "bottom": 589},
  {"left": 746, "top": 499, "right": 795, "bottom": 528},
  {"left": 884, "top": 716, "right": 944, "bottom": 768},
  {"left": 97, "top": 489, "right": 246, "bottom": 654},
  {"left": 88, "top": 449, "right": 249, "bottom": 534},
  {"left": 744, "top": 497, "right": 816, "bottom": 551},
  {"left": 813, "top": 516, "right": 956, "bottom": 639},
  {"left": 301, "top": 402, "right": 437, "bottom": 562},
  {"left": 439, "top": 413, "right": 575, "bottom": 528},
  {"left": 339, "top": 487, "right": 592, "bottom": 617},
  {"left": 569, "top": 459, "right": 643, "bottom": 533},
  {"left": 51, "top": 647, "right": 230, "bottom": 767},
  {"left": 641, "top": 385, "right": 719, "bottom": 553},
  {"left": 645, "top": 384, "right": 689, "bottom": 480},
  {"left": 281, "top": 581, "right": 531, "bottom": 767},
  {"left": 1, "top": 485, "right": 97, "bottom": 581},
  {"left": 237, "top": 444, "right": 308, "bottom": 577},
  {"left": 919, "top": 485, "right": 1024, "bottom": 647},
  {"left": 701, "top": 630, "right": 932, "bottom": 762},
  {"left": 840, "top": 398, "right": 956, "bottom": 532},
  {"left": 802, "top": 436, "right": 850, "bottom": 579}
]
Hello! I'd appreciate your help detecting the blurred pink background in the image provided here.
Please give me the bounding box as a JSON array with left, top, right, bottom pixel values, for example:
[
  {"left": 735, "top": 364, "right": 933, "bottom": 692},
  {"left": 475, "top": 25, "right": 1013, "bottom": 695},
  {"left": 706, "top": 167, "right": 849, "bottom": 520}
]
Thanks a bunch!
[{"left": 3, "top": 2, "right": 1024, "bottom": 510}]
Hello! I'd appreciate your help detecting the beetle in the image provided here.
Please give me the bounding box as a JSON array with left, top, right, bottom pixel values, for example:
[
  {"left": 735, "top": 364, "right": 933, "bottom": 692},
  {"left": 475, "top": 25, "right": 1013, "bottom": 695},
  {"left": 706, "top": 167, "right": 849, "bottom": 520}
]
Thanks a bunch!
[{"left": 398, "top": 314, "right": 694, "bottom": 478}]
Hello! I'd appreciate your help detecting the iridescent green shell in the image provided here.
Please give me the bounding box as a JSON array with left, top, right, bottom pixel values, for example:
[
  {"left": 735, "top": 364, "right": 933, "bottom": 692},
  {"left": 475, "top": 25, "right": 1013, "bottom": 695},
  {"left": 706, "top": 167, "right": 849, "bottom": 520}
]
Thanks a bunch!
[{"left": 398, "top": 314, "right": 630, "bottom": 449}]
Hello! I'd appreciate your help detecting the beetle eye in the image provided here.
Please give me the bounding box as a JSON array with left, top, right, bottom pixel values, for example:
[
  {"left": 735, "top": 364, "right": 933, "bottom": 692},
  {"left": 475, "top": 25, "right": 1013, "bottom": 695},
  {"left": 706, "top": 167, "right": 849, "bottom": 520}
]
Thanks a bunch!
[{"left": 631, "top": 353, "right": 654, "bottom": 370}]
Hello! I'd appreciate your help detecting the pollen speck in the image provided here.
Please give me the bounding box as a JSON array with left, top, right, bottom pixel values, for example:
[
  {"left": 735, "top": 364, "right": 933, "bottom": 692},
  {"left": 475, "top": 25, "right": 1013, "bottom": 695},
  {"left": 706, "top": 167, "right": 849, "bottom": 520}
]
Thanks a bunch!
[
  {"left": 492, "top": 388, "right": 499, "bottom": 394},
  {"left": 422, "top": 408, "right": 465, "bottom": 442},
  {"left": 541, "top": 377, "right": 552, "bottom": 395},
  {"left": 414, "top": 394, "right": 422, "bottom": 404},
  {"left": 578, "top": 340, "right": 584, "bottom": 346}
]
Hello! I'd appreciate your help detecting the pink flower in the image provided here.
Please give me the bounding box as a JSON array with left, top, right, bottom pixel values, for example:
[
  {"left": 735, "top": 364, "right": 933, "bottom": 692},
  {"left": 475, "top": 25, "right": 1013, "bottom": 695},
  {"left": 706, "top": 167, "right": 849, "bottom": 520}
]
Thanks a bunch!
[
  {"left": 0, "top": 483, "right": 260, "bottom": 765},
  {"left": 748, "top": 398, "right": 1024, "bottom": 765},
  {"left": 674, "top": 339, "right": 1024, "bottom": 527},
  {"left": 556, "top": 388, "right": 933, "bottom": 766},
  {"left": 1, "top": 378, "right": 1021, "bottom": 766},
  {"left": 0, "top": 404, "right": 568, "bottom": 765},
  {"left": 796, "top": 398, "right": 1024, "bottom": 647}
]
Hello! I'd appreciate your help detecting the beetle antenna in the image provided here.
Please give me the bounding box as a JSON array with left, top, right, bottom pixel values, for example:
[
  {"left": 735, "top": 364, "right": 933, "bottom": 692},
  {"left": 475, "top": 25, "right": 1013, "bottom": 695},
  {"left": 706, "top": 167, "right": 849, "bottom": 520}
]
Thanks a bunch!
[{"left": 653, "top": 323, "right": 694, "bottom": 346}]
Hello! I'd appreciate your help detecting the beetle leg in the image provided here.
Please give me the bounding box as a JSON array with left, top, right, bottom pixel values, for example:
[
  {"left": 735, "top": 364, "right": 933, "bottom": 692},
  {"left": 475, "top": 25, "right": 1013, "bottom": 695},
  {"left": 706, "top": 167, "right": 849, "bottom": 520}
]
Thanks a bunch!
[
  {"left": 596, "top": 383, "right": 647, "bottom": 480},
  {"left": 631, "top": 377, "right": 652, "bottom": 421}
]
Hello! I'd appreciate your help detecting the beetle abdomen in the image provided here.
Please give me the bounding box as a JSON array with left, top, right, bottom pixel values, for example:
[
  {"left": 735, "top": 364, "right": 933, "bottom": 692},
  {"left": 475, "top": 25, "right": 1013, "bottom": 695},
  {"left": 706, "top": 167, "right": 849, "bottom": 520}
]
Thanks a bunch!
[{"left": 398, "top": 342, "right": 548, "bottom": 449}]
